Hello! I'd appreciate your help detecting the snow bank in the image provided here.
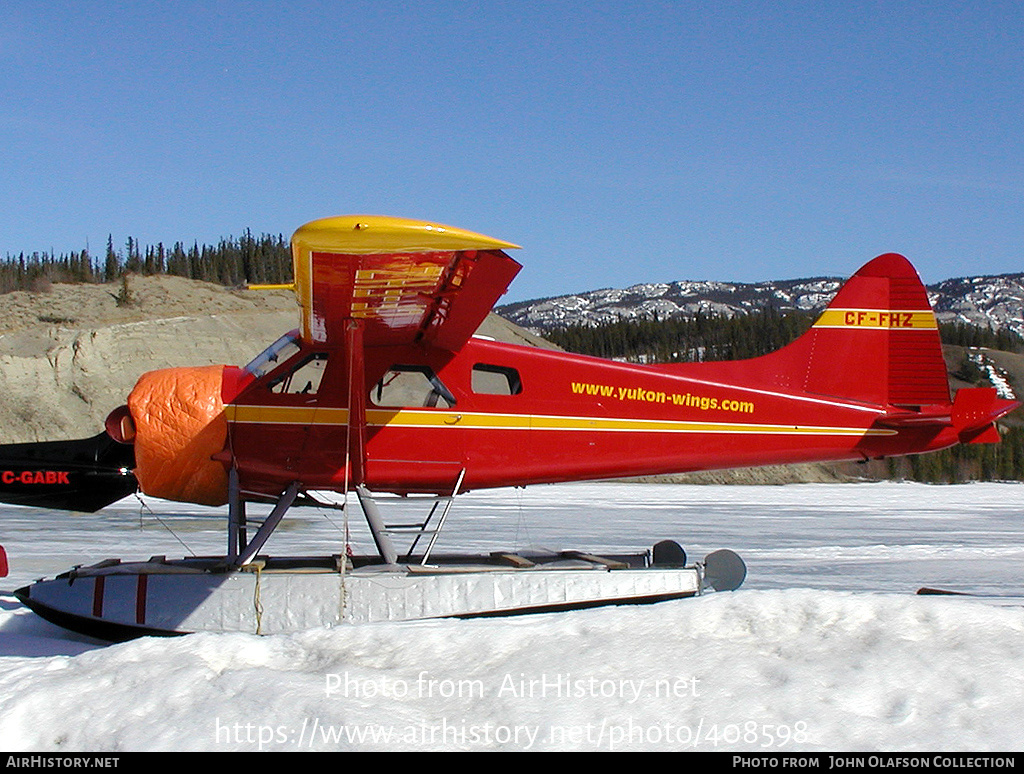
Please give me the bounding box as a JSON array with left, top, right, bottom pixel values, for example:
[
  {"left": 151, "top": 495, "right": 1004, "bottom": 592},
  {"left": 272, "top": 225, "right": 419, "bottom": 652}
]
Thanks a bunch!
[{"left": 2, "top": 590, "right": 1023, "bottom": 751}]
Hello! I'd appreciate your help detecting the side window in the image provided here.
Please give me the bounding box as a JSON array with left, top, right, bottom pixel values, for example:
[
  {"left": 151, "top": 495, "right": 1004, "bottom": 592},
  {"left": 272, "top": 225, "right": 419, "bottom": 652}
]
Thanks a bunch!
[
  {"left": 269, "top": 354, "right": 329, "bottom": 395},
  {"left": 372, "top": 365, "right": 456, "bottom": 408},
  {"left": 471, "top": 364, "right": 523, "bottom": 395}
]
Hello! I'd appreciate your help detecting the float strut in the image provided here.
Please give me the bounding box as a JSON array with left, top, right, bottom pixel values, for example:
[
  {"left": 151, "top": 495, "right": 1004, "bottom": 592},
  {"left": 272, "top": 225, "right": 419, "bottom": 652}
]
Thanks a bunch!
[
  {"left": 355, "top": 484, "right": 398, "bottom": 565},
  {"left": 226, "top": 468, "right": 247, "bottom": 562},
  {"left": 235, "top": 482, "right": 300, "bottom": 567}
]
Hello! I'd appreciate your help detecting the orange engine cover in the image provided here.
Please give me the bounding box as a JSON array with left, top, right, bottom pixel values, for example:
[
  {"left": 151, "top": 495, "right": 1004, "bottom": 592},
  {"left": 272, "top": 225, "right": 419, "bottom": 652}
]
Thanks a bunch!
[{"left": 127, "top": 365, "right": 229, "bottom": 506}]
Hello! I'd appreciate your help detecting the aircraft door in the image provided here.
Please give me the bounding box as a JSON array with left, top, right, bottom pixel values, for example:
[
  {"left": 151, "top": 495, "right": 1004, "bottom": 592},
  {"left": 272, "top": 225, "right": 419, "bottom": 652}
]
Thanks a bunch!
[
  {"left": 365, "top": 363, "right": 465, "bottom": 493},
  {"left": 227, "top": 347, "right": 343, "bottom": 489}
]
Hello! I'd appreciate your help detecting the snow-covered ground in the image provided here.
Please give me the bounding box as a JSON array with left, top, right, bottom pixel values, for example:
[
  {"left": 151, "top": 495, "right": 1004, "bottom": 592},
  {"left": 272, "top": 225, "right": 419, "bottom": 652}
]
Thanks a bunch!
[{"left": 1, "top": 481, "right": 1023, "bottom": 751}]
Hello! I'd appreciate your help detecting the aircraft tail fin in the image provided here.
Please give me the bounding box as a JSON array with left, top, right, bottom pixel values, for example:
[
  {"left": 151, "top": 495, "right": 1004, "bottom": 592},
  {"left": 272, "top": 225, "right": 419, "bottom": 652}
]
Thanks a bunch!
[{"left": 769, "top": 253, "right": 951, "bottom": 407}]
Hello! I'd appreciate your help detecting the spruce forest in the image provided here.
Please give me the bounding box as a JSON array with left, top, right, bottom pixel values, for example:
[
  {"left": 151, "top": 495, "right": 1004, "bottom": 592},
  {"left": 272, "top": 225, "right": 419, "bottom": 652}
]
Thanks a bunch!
[{"left": 0, "top": 231, "right": 292, "bottom": 293}]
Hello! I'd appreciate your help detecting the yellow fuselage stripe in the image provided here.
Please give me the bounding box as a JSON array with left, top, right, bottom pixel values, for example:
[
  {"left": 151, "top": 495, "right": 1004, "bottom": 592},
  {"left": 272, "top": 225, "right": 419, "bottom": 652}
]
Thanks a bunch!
[{"left": 223, "top": 404, "right": 894, "bottom": 437}]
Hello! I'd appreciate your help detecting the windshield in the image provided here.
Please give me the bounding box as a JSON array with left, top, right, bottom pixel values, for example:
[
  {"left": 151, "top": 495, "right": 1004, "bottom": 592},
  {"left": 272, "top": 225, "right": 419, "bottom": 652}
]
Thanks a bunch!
[{"left": 244, "top": 330, "right": 301, "bottom": 378}]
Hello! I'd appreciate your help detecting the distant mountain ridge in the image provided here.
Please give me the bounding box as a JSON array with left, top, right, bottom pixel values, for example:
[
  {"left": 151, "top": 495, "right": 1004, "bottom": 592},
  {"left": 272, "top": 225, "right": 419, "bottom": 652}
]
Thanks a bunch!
[{"left": 497, "top": 270, "right": 1024, "bottom": 338}]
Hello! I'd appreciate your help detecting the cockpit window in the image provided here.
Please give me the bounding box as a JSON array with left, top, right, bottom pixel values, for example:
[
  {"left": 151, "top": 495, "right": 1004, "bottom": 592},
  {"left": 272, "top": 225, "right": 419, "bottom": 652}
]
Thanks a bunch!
[
  {"left": 269, "top": 353, "right": 329, "bottom": 395},
  {"left": 371, "top": 365, "right": 456, "bottom": 408},
  {"left": 244, "top": 331, "right": 301, "bottom": 378}
]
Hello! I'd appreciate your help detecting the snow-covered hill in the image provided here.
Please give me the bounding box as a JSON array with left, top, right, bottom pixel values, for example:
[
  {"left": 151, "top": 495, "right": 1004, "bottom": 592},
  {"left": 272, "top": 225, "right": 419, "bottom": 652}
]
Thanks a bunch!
[{"left": 498, "top": 272, "right": 1024, "bottom": 338}]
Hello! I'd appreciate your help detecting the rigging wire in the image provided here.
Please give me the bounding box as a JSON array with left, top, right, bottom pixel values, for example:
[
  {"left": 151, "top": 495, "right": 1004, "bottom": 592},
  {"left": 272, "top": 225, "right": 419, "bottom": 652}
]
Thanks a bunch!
[
  {"left": 512, "top": 485, "right": 535, "bottom": 551},
  {"left": 133, "top": 492, "right": 198, "bottom": 557}
]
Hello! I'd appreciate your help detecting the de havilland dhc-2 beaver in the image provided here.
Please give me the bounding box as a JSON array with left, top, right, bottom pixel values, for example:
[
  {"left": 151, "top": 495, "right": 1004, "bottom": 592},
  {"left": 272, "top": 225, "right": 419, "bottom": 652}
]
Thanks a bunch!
[{"left": 0, "top": 215, "right": 1017, "bottom": 641}]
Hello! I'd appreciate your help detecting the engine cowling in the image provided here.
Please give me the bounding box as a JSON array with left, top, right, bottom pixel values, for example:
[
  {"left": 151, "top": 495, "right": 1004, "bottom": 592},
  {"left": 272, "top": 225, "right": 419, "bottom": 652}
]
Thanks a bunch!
[{"left": 115, "top": 365, "right": 230, "bottom": 506}]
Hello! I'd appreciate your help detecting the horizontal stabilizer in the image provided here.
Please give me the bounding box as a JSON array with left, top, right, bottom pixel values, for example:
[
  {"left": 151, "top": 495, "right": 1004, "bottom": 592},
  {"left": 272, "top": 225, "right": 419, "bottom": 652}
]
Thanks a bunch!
[
  {"left": 875, "top": 404, "right": 954, "bottom": 429},
  {"left": 951, "top": 388, "right": 1020, "bottom": 444},
  {"left": 875, "top": 388, "right": 1019, "bottom": 444}
]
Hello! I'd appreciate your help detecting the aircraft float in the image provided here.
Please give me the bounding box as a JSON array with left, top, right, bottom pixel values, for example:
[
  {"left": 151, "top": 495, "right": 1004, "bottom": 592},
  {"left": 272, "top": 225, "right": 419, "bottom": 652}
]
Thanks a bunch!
[{"left": 0, "top": 215, "right": 1017, "bottom": 641}]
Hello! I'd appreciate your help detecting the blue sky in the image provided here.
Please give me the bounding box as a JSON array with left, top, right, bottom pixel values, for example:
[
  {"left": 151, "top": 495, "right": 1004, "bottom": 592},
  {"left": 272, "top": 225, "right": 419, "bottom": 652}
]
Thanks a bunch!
[{"left": 2, "top": 1, "right": 1022, "bottom": 302}]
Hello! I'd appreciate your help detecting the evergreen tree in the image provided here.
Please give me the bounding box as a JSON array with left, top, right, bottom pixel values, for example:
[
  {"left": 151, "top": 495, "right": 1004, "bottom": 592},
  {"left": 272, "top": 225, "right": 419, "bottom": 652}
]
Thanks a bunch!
[{"left": 104, "top": 235, "right": 119, "bottom": 282}]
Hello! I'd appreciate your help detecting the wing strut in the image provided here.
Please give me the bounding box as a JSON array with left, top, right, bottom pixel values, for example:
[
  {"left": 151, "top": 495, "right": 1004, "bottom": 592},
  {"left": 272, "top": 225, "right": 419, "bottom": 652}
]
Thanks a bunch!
[
  {"left": 227, "top": 467, "right": 245, "bottom": 562},
  {"left": 345, "top": 317, "right": 399, "bottom": 565},
  {"left": 346, "top": 319, "right": 368, "bottom": 485}
]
